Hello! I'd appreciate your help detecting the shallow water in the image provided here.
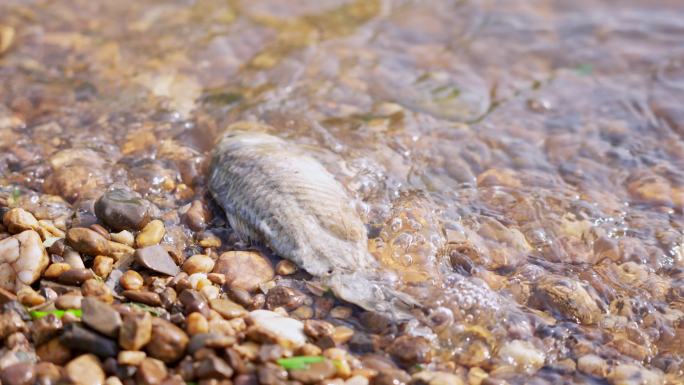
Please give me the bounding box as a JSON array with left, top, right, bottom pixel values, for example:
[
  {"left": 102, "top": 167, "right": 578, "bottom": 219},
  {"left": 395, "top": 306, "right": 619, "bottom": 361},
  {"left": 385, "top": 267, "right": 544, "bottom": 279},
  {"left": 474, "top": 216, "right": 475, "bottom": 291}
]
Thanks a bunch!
[{"left": 2, "top": 0, "right": 684, "bottom": 381}]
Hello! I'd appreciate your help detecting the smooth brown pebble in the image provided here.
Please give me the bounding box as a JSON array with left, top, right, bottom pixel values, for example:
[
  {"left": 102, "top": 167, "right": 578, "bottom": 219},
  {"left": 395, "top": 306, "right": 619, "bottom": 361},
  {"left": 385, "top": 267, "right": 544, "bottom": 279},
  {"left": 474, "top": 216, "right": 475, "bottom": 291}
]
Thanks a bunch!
[
  {"left": 183, "top": 254, "right": 215, "bottom": 275},
  {"left": 120, "top": 270, "right": 144, "bottom": 290},
  {"left": 213, "top": 251, "right": 274, "bottom": 292},
  {"left": 275, "top": 260, "right": 297, "bottom": 275},
  {"left": 136, "top": 357, "right": 168, "bottom": 385},
  {"left": 93, "top": 256, "right": 114, "bottom": 279},
  {"left": 66, "top": 354, "right": 105, "bottom": 385},
  {"left": 136, "top": 220, "right": 166, "bottom": 248}
]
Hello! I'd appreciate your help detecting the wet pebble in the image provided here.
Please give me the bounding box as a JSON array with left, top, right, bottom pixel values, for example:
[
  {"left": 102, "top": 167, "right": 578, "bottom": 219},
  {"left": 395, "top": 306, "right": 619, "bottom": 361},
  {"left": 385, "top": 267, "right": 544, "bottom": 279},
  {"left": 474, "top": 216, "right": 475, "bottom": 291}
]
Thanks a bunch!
[
  {"left": 122, "top": 290, "right": 162, "bottom": 307},
  {"left": 303, "top": 319, "right": 335, "bottom": 340},
  {"left": 182, "top": 254, "right": 214, "bottom": 275},
  {"left": 577, "top": 354, "right": 608, "bottom": 378},
  {"left": 135, "top": 246, "right": 180, "bottom": 276},
  {"left": 136, "top": 220, "right": 166, "bottom": 248},
  {"left": 119, "top": 311, "right": 152, "bottom": 351},
  {"left": 195, "top": 355, "right": 234, "bottom": 379},
  {"left": 2, "top": 208, "right": 40, "bottom": 235},
  {"left": 110, "top": 230, "right": 134, "bottom": 247},
  {"left": 213, "top": 251, "right": 274, "bottom": 292},
  {"left": 36, "top": 337, "right": 72, "bottom": 365},
  {"left": 95, "top": 188, "right": 151, "bottom": 232},
  {"left": 93, "top": 256, "right": 114, "bottom": 279},
  {"left": 497, "top": 340, "right": 545, "bottom": 373},
  {"left": 388, "top": 336, "right": 432, "bottom": 368},
  {"left": 146, "top": 317, "right": 189, "bottom": 363},
  {"left": 0, "top": 311, "right": 28, "bottom": 340},
  {"left": 247, "top": 310, "right": 307, "bottom": 348},
  {"left": 0, "top": 362, "right": 35, "bottom": 385},
  {"left": 43, "top": 262, "right": 71, "bottom": 279},
  {"left": 60, "top": 323, "right": 119, "bottom": 358},
  {"left": 120, "top": 270, "right": 144, "bottom": 290},
  {"left": 82, "top": 297, "right": 122, "bottom": 338},
  {"left": 290, "top": 360, "right": 336, "bottom": 384},
  {"left": 186, "top": 312, "right": 209, "bottom": 336},
  {"left": 182, "top": 200, "right": 210, "bottom": 231},
  {"left": 0, "top": 230, "right": 49, "bottom": 291},
  {"left": 65, "top": 354, "right": 105, "bottom": 385},
  {"left": 136, "top": 357, "right": 168, "bottom": 385},
  {"left": 210, "top": 298, "right": 247, "bottom": 319},
  {"left": 179, "top": 289, "right": 209, "bottom": 316},
  {"left": 55, "top": 291, "right": 82, "bottom": 309},
  {"left": 57, "top": 267, "right": 94, "bottom": 285},
  {"left": 275, "top": 260, "right": 297, "bottom": 276},
  {"left": 66, "top": 227, "right": 110, "bottom": 256},
  {"left": 411, "top": 371, "right": 464, "bottom": 385},
  {"left": 265, "top": 286, "right": 307, "bottom": 311}
]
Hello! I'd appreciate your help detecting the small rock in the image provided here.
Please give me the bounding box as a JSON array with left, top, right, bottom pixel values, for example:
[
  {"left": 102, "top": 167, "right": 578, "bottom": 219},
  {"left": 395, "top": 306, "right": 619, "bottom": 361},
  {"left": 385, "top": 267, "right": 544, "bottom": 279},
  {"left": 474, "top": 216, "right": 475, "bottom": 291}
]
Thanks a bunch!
[
  {"left": 179, "top": 289, "right": 209, "bottom": 316},
  {"left": 186, "top": 312, "right": 209, "bottom": 336},
  {"left": 388, "top": 336, "right": 432, "bottom": 368},
  {"left": 43, "top": 263, "right": 71, "bottom": 279},
  {"left": 34, "top": 361, "right": 62, "bottom": 384},
  {"left": 2, "top": 208, "right": 40, "bottom": 235},
  {"left": 303, "top": 319, "right": 335, "bottom": 340},
  {"left": 183, "top": 200, "right": 210, "bottom": 231},
  {"left": 82, "top": 278, "right": 114, "bottom": 303},
  {"left": 65, "top": 354, "right": 105, "bottom": 385},
  {"left": 290, "top": 360, "right": 336, "bottom": 384},
  {"left": 291, "top": 305, "right": 314, "bottom": 320},
  {"left": 234, "top": 374, "right": 259, "bottom": 385},
  {"left": 371, "top": 369, "right": 411, "bottom": 385},
  {"left": 146, "top": 317, "right": 189, "bottom": 363},
  {"left": 195, "top": 355, "right": 234, "bottom": 379},
  {"left": 332, "top": 326, "right": 354, "bottom": 345},
  {"left": 95, "top": 188, "right": 152, "bottom": 232},
  {"left": 210, "top": 298, "right": 247, "bottom": 319},
  {"left": 0, "top": 230, "right": 49, "bottom": 291},
  {"left": 0, "top": 309, "right": 28, "bottom": 341},
  {"left": 60, "top": 323, "right": 119, "bottom": 358},
  {"left": 119, "top": 311, "right": 153, "bottom": 351},
  {"left": 118, "top": 350, "right": 146, "bottom": 366},
  {"left": 67, "top": 228, "right": 109, "bottom": 256},
  {"left": 411, "top": 371, "right": 464, "bottom": 385},
  {"left": 0, "top": 362, "right": 35, "bottom": 385},
  {"left": 330, "top": 306, "right": 352, "bottom": 319},
  {"left": 120, "top": 270, "right": 144, "bottom": 290},
  {"left": 497, "top": 340, "right": 545, "bottom": 372},
  {"left": 213, "top": 251, "right": 274, "bottom": 292},
  {"left": 135, "top": 246, "right": 180, "bottom": 276},
  {"left": 577, "top": 354, "right": 608, "bottom": 378},
  {"left": 136, "top": 357, "right": 168, "bottom": 385},
  {"left": 123, "top": 290, "right": 162, "bottom": 307},
  {"left": 36, "top": 337, "right": 72, "bottom": 365},
  {"left": 105, "top": 377, "right": 124, "bottom": 385},
  {"left": 17, "top": 287, "right": 45, "bottom": 306},
  {"left": 607, "top": 364, "right": 663, "bottom": 385},
  {"left": 266, "top": 286, "right": 307, "bottom": 311},
  {"left": 275, "top": 260, "right": 297, "bottom": 276},
  {"left": 93, "top": 256, "right": 114, "bottom": 279},
  {"left": 31, "top": 314, "right": 62, "bottom": 345},
  {"left": 136, "top": 220, "right": 166, "bottom": 248},
  {"left": 82, "top": 298, "right": 121, "bottom": 338},
  {"left": 182, "top": 254, "right": 215, "bottom": 275},
  {"left": 110, "top": 230, "right": 135, "bottom": 247},
  {"left": 359, "top": 312, "right": 393, "bottom": 334},
  {"left": 57, "top": 268, "right": 94, "bottom": 285},
  {"left": 55, "top": 292, "right": 83, "bottom": 309},
  {"left": 247, "top": 310, "right": 306, "bottom": 348},
  {"left": 258, "top": 363, "right": 288, "bottom": 385}
]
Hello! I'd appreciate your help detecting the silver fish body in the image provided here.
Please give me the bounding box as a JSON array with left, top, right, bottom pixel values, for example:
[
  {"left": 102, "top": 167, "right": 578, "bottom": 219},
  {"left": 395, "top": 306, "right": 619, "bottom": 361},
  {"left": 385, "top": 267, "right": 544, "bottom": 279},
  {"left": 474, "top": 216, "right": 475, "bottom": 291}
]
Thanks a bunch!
[{"left": 209, "top": 130, "right": 417, "bottom": 315}]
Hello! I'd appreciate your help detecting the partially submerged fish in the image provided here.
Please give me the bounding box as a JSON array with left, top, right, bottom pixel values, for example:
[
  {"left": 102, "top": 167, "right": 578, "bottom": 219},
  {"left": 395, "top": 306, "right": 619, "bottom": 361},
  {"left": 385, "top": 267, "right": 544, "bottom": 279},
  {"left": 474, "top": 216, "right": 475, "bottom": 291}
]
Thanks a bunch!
[{"left": 209, "top": 128, "right": 418, "bottom": 317}]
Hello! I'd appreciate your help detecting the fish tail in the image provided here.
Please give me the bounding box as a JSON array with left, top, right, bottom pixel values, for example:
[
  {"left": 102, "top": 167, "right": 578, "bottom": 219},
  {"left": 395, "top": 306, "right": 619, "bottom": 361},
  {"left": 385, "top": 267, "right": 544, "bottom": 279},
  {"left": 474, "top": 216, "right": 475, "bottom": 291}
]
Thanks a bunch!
[{"left": 324, "top": 271, "right": 422, "bottom": 321}]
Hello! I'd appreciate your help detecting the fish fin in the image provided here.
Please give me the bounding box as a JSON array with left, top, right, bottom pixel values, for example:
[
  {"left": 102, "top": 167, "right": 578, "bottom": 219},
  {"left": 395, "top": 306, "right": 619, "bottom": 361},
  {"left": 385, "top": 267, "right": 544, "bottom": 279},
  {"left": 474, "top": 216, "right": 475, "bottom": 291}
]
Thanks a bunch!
[{"left": 324, "top": 272, "right": 420, "bottom": 321}]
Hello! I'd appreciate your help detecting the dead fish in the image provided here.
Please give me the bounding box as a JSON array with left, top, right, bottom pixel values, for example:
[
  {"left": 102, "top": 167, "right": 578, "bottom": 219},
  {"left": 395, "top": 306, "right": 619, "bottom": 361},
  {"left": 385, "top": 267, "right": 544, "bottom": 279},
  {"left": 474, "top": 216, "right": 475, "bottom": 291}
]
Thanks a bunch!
[{"left": 209, "top": 129, "right": 418, "bottom": 318}]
